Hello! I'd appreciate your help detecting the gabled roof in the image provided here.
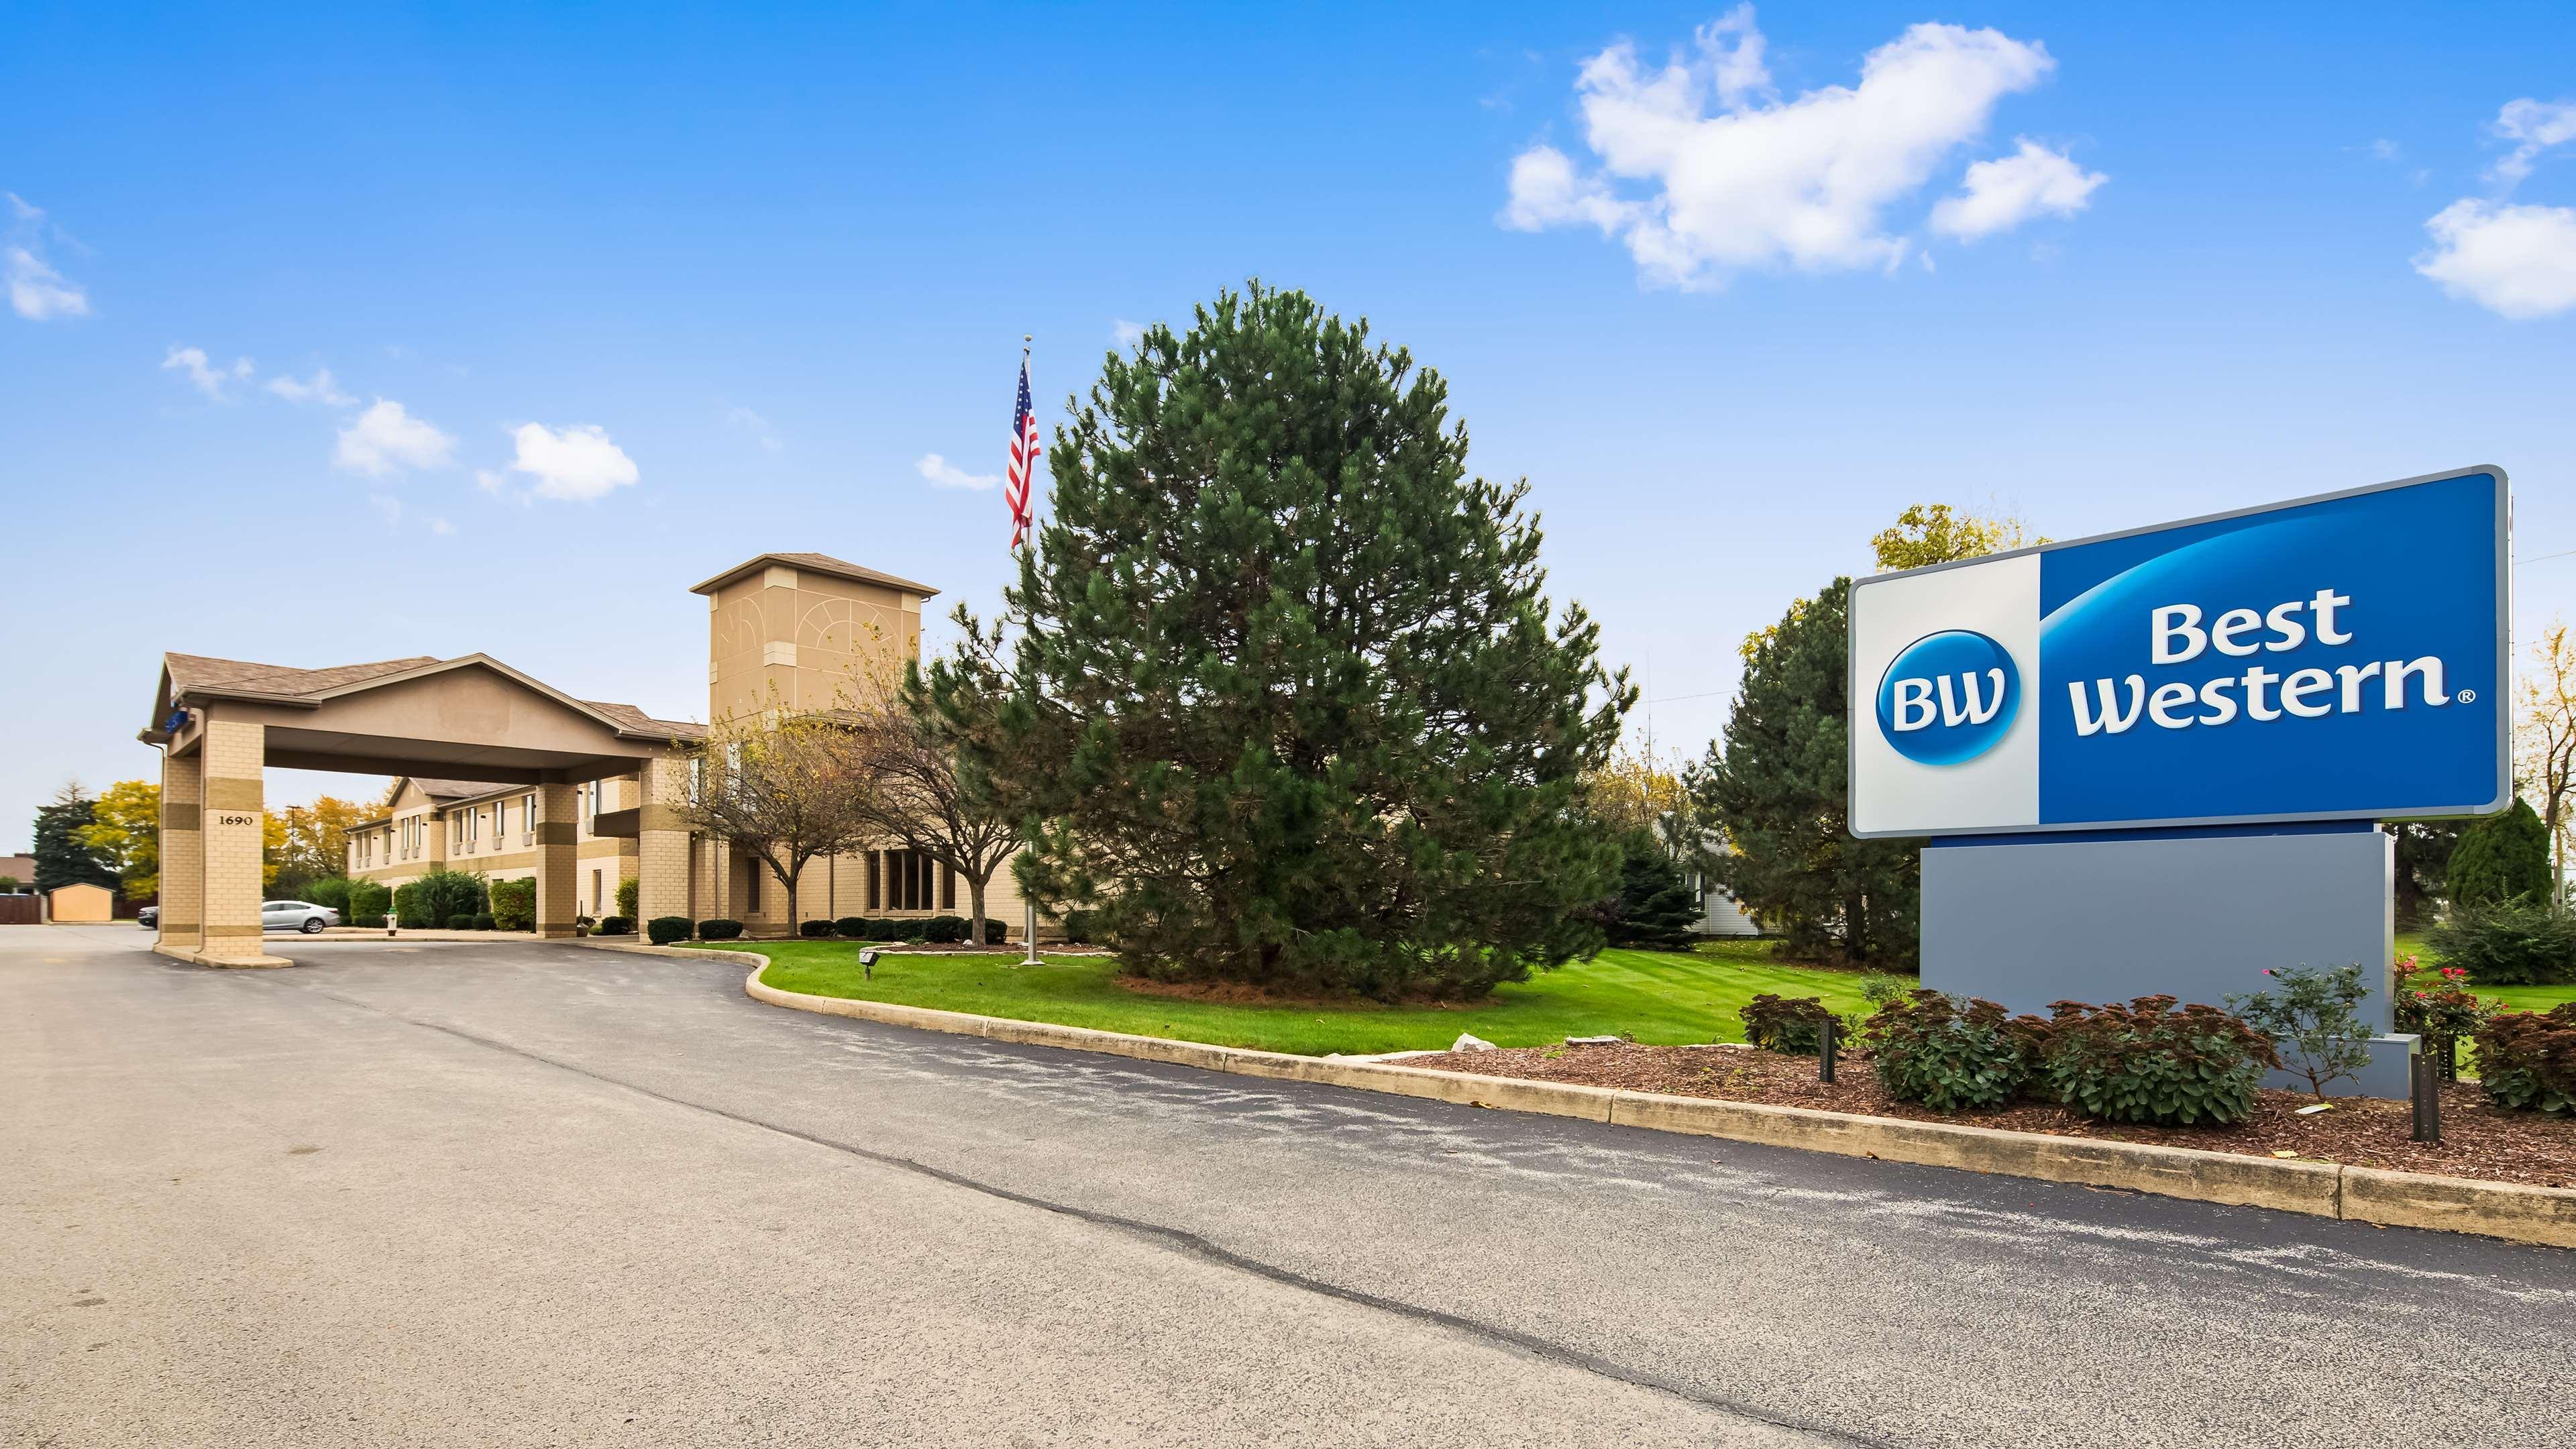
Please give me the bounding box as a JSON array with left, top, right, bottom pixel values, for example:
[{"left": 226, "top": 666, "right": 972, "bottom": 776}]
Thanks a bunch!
[
  {"left": 690, "top": 551, "right": 937, "bottom": 599},
  {"left": 411, "top": 777, "right": 523, "bottom": 802},
  {"left": 164, "top": 652, "right": 441, "bottom": 701},
  {"left": 150, "top": 652, "right": 703, "bottom": 745}
]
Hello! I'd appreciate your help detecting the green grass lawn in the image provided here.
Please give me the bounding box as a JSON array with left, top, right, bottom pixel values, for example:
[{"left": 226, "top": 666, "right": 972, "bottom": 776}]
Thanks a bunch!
[
  {"left": 2395, "top": 930, "right": 2576, "bottom": 1014},
  {"left": 706, "top": 937, "right": 1888, "bottom": 1056}
]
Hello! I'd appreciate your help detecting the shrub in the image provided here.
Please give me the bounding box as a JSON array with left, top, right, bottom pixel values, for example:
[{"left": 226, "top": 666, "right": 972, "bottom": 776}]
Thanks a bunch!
[
  {"left": 2446, "top": 798, "right": 2551, "bottom": 907},
  {"left": 923, "top": 914, "right": 968, "bottom": 944},
  {"left": 1862, "top": 991, "right": 2039, "bottom": 1112},
  {"left": 2040, "top": 996, "right": 2278, "bottom": 1126},
  {"left": 2226, "top": 963, "right": 2375, "bottom": 1100},
  {"left": 472, "top": 912, "right": 498, "bottom": 931},
  {"left": 1738, "top": 994, "right": 1835, "bottom": 1054},
  {"left": 348, "top": 879, "right": 392, "bottom": 927},
  {"left": 616, "top": 877, "right": 640, "bottom": 920},
  {"left": 799, "top": 919, "right": 835, "bottom": 938},
  {"left": 983, "top": 918, "right": 1008, "bottom": 945},
  {"left": 2473, "top": 1004, "right": 2576, "bottom": 1114},
  {"left": 1061, "top": 910, "right": 1097, "bottom": 945},
  {"left": 698, "top": 918, "right": 745, "bottom": 941},
  {"left": 2426, "top": 897, "right": 2576, "bottom": 985},
  {"left": 447, "top": 912, "right": 478, "bottom": 930},
  {"left": 896, "top": 917, "right": 930, "bottom": 943},
  {"left": 393, "top": 883, "right": 431, "bottom": 930},
  {"left": 414, "top": 868, "right": 488, "bottom": 928},
  {"left": 647, "top": 916, "right": 693, "bottom": 945},
  {"left": 596, "top": 916, "right": 633, "bottom": 936},
  {"left": 834, "top": 916, "right": 871, "bottom": 938},
  {"left": 305, "top": 877, "right": 354, "bottom": 914},
  {"left": 2392, "top": 959, "right": 2491, "bottom": 1072},
  {"left": 488, "top": 877, "right": 536, "bottom": 932}
]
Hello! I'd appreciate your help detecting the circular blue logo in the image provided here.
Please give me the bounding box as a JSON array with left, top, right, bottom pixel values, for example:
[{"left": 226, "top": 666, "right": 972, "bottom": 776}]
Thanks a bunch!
[{"left": 1875, "top": 630, "right": 2020, "bottom": 765}]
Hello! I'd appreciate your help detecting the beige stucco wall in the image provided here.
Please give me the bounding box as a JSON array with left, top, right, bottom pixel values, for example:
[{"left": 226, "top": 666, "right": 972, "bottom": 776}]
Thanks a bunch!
[
  {"left": 706, "top": 565, "right": 921, "bottom": 722},
  {"left": 48, "top": 882, "right": 114, "bottom": 922}
]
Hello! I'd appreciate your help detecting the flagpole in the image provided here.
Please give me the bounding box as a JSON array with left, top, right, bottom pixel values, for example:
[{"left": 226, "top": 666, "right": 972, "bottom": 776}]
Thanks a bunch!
[{"left": 1016, "top": 333, "right": 1045, "bottom": 966}]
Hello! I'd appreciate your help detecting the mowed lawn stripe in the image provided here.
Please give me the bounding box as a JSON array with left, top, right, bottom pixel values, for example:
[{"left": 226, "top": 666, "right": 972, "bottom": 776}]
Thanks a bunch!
[{"left": 710, "top": 939, "right": 1889, "bottom": 1057}]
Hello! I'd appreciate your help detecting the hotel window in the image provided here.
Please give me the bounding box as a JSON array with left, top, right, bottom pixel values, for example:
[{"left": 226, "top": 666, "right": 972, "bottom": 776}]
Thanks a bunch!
[{"left": 523, "top": 793, "right": 536, "bottom": 842}]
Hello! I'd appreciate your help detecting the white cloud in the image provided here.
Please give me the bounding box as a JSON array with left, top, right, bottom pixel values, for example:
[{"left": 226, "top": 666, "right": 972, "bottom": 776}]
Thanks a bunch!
[
  {"left": 2414, "top": 199, "right": 2576, "bottom": 319},
  {"left": 427, "top": 516, "right": 456, "bottom": 536},
  {"left": 474, "top": 468, "right": 507, "bottom": 495},
  {"left": 1501, "top": 9, "right": 2063, "bottom": 286},
  {"left": 724, "top": 404, "right": 782, "bottom": 452},
  {"left": 5, "top": 195, "right": 89, "bottom": 320},
  {"left": 2366, "top": 138, "right": 2403, "bottom": 162},
  {"left": 1112, "top": 319, "right": 1146, "bottom": 347},
  {"left": 6, "top": 244, "right": 87, "bottom": 319},
  {"left": 334, "top": 399, "right": 458, "bottom": 476},
  {"left": 916, "top": 452, "right": 998, "bottom": 490},
  {"left": 2490, "top": 98, "right": 2576, "bottom": 186},
  {"left": 1930, "top": 139, "right": 2106, "bottom": 240},
  {"left": 508, "top": 422, "right": 639, "bottom": 501},
  {"left": 268, "top": 366, "right": 354, "bottom": 406},
  {"left": 161, "top": 345, "right": 255, "bottom": 400}
]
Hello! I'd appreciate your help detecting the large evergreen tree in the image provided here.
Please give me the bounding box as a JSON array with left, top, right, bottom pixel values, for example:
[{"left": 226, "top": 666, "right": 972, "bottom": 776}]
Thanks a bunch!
[
  {"left": 932, "top": 283, "right": 1629, "bottom": 998},
  {"left": 1689, "top": 580, "right": 1919, "bottom": 966},
  {"left": 2447, "top": 798, "right": 2552, "bottom": 906}
]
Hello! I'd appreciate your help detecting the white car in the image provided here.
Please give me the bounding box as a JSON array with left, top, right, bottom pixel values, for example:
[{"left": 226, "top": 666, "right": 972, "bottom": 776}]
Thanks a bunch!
[{"left": 261, "top": 900, "right": 341, "bottom": 934}]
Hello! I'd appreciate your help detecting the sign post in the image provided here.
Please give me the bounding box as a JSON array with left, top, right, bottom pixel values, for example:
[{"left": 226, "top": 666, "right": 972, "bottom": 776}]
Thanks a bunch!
[{"left": 1849, "top": 466, "right": 2510, "bottom": 1095}]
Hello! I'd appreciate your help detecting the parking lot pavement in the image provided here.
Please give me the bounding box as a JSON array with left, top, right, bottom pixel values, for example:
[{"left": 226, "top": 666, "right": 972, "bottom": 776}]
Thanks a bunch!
[{"left": 6, "top": 924, "right": 2571, "bottom": 1448}]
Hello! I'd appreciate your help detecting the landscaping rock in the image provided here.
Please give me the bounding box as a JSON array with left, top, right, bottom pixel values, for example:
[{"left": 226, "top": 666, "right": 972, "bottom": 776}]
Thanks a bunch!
[{"left": 1450, "top": 1032, "right": 1497, "bottom": 1053}]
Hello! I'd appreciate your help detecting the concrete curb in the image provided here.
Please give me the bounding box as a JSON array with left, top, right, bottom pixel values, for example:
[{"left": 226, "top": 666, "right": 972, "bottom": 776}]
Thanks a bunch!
[
  {"left": 151, "top": 943, "right": 294, "bottom": 969},
  {"left": 634, "top": 942, "right": 2575, "bottom": 1250}
]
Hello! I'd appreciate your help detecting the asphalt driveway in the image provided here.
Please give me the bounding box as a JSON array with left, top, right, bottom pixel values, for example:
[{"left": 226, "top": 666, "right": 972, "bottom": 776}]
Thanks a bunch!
[{"left": 4, "top": 925, "right": 2569, "bottom": 1447}]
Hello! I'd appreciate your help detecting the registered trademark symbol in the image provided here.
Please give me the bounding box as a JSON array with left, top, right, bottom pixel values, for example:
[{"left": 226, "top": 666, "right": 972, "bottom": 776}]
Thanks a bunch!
[{"left": 2459, "top": 689, "right": 2477, "bottom": 702}]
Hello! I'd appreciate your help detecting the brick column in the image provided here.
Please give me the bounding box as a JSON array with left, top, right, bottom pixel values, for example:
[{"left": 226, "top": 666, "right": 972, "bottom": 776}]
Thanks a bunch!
[
  {"left": 635, "top": 753, "right": 693, "bottom": 927},
  {"left": 197, "top": 718, "right": 273, "bottom": 965},
  {"left": 157, "top": 745, "right": 203, "bottom": 951},
  {"left": 534, "top": 782, "right": 578, "bottom": 938},
  {"left": 694, "top": 836, "right": 729, "bottom": 924}
]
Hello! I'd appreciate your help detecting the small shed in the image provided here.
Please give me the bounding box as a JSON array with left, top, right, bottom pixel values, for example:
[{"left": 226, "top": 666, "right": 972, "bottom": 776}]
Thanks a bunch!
[{"left": 48, "top": 882, "right": 114, "bottom": 922}]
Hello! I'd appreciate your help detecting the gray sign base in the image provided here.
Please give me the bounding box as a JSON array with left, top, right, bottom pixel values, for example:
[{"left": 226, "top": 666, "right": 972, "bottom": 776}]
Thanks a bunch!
[{"left": 1920, "top": 822, "right": 2417, "bottom": 1098}]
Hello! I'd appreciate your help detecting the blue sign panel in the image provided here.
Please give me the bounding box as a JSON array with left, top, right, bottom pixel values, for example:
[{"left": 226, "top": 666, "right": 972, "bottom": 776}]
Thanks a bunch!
[{"left": 1847, "top": 466, "right": 2510, "bottom": 838}]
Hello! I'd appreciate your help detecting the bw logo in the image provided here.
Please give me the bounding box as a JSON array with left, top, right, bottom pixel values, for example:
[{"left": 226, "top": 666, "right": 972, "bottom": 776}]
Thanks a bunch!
[{"left": 1876, "top": 630, "right": 2020, "bottom": 765}]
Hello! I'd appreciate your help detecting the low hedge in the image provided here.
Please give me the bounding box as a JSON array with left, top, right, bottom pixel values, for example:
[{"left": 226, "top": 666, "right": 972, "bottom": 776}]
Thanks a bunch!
[
  {"left": 2038, "top": 996, "right": 2277, "bottom": 1126},
  {"left": 799, "top": 919, "right": 835, "bottom": 939},
  {"left": 983, "top": 918, "right": 1007, "bottom": 946},
  {"left": 596, "top": 916, "right": 634, "bottom": 936},
  {"left": 447, "top": 912, "right": 480, "bottom": 930},
  {"left": 1862, "top": 991, "right": 2037, "bottom": 1112},
  {"left": 489, "top": 877, "right": 536, "bottom": 932},
  {"left": 647, "top": 916, "right": 692, "bottom": 945},
  {"left": 833, "top": 916, "right": 873, "bottom": 938},
  {"left": 697, "top": 918, "right": 745, "bottom": 941},
  {"left": 2475, "top": 1003, "right": 2576, "bottom": 1114},
  {"left": 1060, "top": 910, "right": 1097, "bottom": 945},
  {"left": 923, "top": 914, "right": 968, "bottom": 944},
  {"left": 1738, "top": 994, "right": 1834, "bottom": 1054}
]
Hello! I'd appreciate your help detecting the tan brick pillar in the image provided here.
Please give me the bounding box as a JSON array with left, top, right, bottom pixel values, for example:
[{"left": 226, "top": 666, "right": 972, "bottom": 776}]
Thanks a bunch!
[
  {"left": 635, "top": 753, "right": 693, "bottom": 928},
  {"left": 695, "top": 837, "right": 729, "bottom": 924},
  {"left": 157, "top": 745, "right": 203, "bottom": 951},
  {"left": 534, "top": 782, "right": 578, "bottom": 938},
  {"left": 197, "top": 718, "right": 271, "bottom": 965}
]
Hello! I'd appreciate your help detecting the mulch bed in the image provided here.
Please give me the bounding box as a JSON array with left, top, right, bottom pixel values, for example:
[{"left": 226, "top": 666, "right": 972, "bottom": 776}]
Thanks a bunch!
[{"left": 1400, "top": 1042, "right": 2576, "bottom": 1189}]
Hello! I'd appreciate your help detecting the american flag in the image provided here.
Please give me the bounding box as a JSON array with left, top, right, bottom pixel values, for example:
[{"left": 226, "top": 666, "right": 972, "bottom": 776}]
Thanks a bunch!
[{"left": 1005, "top": 348, "right": 1037, "bottom": 550}]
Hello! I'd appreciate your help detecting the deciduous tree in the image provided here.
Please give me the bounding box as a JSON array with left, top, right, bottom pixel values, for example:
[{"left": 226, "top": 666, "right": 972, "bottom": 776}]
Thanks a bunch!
[
  {"left": 2519, "top": 618, "right": 2576, "bottom": 908},
  {"left": 1869, "top": 502, "right": 2042, "bottom": 572},
  {"left": 860, "top": 639, "right": 1023, "bottom": 948},
  {"left": 74, "top": 779, "right": 160, "bottom": 900},
  {"left": 676, "top": 709, "right": 879, "bottom": 932},
  {"left": 941, "top": 282, "right": 1629, "bottom": 997}
]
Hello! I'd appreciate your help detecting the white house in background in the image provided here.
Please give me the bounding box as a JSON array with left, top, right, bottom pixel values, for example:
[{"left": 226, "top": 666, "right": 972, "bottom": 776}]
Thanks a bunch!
[{"left": 1688, "top": 864, "right": 1760, "bottom": 937}]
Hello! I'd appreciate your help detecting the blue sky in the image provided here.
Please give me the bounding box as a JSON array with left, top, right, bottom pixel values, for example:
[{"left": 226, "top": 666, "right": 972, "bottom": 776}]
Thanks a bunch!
[{"left": 5, "top": 2, "right": 2573, "bottom": 848}]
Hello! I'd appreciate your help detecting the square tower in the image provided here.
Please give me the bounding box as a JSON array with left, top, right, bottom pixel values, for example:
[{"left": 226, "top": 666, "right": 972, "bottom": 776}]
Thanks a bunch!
[{"left": 690, "top": 553, "right": 939, "bottom": 723}]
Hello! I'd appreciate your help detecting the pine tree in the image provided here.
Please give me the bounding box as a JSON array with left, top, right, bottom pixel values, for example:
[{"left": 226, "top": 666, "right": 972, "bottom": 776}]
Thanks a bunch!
[
  {"left": 1597, "top": 830, "right": 1702, "bottom": 950},
  {"left": 32, "top": 784, "right": 115, "bottom": 894},
  {"left": 2447, "top": 798, "right": 2552, "bottom": 906},
  {"left": 1689, "top": 580, "right": 1920, "bottom": 967},
  {"left": 932, "top": 283, "right": 1630, "bottom": 998}
]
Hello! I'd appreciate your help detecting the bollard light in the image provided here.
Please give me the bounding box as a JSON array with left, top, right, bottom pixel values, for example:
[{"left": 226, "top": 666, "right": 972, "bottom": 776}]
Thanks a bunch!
[
  {"left": 1818, "top": 1016, "right": 1838, "bottom": 1084},
  {"left": 2410, "top": 1050, "right": 2441, "bottom": 1144}
]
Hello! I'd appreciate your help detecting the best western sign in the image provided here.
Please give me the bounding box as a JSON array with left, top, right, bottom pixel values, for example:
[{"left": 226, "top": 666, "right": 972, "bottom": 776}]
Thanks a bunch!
[{"left": 1849, "top": 466, "right": 2510, "bottom": 838}]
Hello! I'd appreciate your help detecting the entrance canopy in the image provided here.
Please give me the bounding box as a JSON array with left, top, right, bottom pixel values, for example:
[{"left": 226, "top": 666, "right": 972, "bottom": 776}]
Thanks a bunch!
[{"left": 140, "top": 652, "right": 702, "bottom": 782}]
